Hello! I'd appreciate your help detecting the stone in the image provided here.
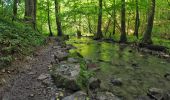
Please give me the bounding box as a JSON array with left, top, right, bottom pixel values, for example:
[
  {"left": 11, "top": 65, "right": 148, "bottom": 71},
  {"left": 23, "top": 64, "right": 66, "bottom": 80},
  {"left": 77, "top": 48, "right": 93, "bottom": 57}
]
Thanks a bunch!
[
  {"left": 164, "top": 73, "right": 170, "bottom": 81},
  {"left": 54, "top": 51, "right": 69, "bottom": 62},
  {"left": 135, "top": 96, "right": 152, "bottom": 100},
  {"left": 111, "top": 78, "right": 123, "bottom": 86},
  {"left": 42, "top": 78, "right": 52, "bottom": 86},
  {"left": 89, "top": 77, "right": 101, "bottom": 90},
  {"left": 147, "top": 88, "right": 163, "bottom": 100},
  {"left": 67, "top": 58, "right": 78, "bottom": 63},
  {"left": 62, "top": 91, "right": 87, "bottom": 100},
  {"left": 96, "top": 92, "right": 120, "bottom": 100},
  {"left": 51, "top": 63, "right": 81, "bottom": 91},
  {"left": 37, "top": 74, "right": 50, "bottom": 81}
]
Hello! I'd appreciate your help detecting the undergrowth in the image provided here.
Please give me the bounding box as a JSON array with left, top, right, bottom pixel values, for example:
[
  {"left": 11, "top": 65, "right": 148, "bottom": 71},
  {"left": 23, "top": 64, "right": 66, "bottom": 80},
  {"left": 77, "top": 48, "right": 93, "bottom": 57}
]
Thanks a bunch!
[{"left": 0, "top": 18, "right": 45, "bottom": 69}]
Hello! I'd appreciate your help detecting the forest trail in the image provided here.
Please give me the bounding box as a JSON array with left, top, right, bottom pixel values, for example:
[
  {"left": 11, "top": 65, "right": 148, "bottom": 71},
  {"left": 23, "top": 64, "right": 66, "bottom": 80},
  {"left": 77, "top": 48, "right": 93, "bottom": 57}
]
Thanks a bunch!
[{"left": 0, "top": 38, "right": 61, "bottom": 100}]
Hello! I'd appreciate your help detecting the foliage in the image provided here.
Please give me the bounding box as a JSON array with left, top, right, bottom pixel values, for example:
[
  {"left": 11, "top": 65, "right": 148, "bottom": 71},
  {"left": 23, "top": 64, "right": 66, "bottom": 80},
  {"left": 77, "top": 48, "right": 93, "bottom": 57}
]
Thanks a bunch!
[
  {"left": 76, "top": 60, "right": 94, "bottom": 90},
  {"left": 0, "top": 18, "right": 44, "bottom": 68}
]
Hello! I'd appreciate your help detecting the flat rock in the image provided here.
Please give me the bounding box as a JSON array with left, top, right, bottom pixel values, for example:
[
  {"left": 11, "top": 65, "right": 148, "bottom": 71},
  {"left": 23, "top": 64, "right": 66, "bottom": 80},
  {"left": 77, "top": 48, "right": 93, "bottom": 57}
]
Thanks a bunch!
[
  {"left": 67, "top": 58, "right": 78, "bottom": 63},
  {"left": 96, "top": 92, "right": 120, "bottom": 100},
  {"left": 62, "top": 91, "right": 87, "bottom": 100},
  {"left": 37, "top": 74, "right": 50, "bottom": 81}
]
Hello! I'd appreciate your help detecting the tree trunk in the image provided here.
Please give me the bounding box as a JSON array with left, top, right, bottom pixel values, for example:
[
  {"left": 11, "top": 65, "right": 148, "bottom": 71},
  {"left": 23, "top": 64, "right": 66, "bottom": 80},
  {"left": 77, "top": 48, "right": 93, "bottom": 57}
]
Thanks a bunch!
[
  {"left": 47, "top": 0, "right": 53, "bottom": 36},
  {"left": 25, "top": 0, "right": 36, "bottom": 29},
  {"left": 142, "top": 0, "right": 155, "bottom": 44},
  {"left": 54, "top": 0, "right": 63, "bottom": 36},
  {"left": 112, "top": 0, "right": 116, "bottom": 35},
  {"left": 95, "top": 0, "right": 103, "bottom": 40},
  {"left": 120, "top": 0, "right": 127, "bottom": 43},
  {"left": 134, "top": 0, "right": 140, "bottom": 39},
  {"left": 12, "top": 0, "right": 18, "bottom": 21},
  {"left": 87, "top": 16, "right": 92, "bottom": 34}
]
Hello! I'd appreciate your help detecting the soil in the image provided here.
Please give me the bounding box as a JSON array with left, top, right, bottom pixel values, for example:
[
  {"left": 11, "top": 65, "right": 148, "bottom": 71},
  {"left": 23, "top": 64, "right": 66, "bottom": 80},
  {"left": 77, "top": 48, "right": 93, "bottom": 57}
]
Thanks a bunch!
[{"left": 0, "top": 38, "right": 63, "bottom": 100}]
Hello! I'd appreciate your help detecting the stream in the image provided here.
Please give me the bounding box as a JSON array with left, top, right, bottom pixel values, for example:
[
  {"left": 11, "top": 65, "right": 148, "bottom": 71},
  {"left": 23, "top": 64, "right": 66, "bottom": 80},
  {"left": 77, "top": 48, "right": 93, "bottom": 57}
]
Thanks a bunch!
[{"left": 66, "top": 37, "right": 170, "bottom": 99}]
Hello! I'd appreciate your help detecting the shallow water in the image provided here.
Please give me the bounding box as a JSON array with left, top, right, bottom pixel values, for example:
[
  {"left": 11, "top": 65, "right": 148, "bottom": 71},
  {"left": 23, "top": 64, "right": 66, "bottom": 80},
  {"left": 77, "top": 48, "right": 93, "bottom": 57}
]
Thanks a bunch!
[{"left": 67, "top": 37, "right": 170, "bottom": 99}]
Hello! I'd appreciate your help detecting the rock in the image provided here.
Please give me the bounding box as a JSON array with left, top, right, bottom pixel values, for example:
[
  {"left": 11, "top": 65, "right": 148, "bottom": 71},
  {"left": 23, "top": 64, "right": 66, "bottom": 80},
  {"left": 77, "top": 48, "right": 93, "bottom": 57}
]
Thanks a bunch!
[
  {"left": 164, "top": 73, "right": 170, "bottom": 81},
  {"left": 162, "top": 91, "right": 170, "bottom": 100},
  {"left": 51, "top": 63, "right": 81, "bottom": 91},
  {"left": 28, "top": 72, "right": 34, "bottom": 75},
  {"left": 87, "top": 63, "right": 100, "bottom": 71},
  {"left": 29, "top": 94, "right": 34, "bottom": 97},
  {"left": 135, "top": 96, "right": 152, "bottom": 100},
  {"left": 62, "top": 91, "right": 87, "bottom": 100},
  {"left": 54, "top": 51, "right": 69, "bottom": 62},
  {"left": 37, "top": 74, "right": 50, "bottom": 81},
  {"left": 147, "top": 88, "right": 163, "bottom": 100},
  {"left": 111, "top": 78, "right": 123, "bottom": 86},
  {"left": 96, "top": 92, "right": 120, "bottom": 100},
  {"left": 67, "top": 58, "right": 78, "bottom": 63},
  {"left": 89, "top": 77, "right": 101, "bottom": 90},
  {"left": 42, "top": 78, "right": 52, "bottom": 86}
]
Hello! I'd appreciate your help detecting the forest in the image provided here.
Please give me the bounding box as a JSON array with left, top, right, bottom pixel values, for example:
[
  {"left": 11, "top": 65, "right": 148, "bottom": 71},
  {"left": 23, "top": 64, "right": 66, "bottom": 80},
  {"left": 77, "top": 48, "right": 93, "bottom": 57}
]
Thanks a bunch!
[{"left": 0, "top": 0, "right": 170, "bottom": 100}]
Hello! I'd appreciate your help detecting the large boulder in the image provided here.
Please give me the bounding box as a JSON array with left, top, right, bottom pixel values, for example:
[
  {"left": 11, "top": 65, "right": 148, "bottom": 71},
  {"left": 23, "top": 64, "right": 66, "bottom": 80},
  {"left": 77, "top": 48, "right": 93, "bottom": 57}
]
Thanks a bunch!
[{"left": 51, "top": 63, "right": 81, "bottom": 91}]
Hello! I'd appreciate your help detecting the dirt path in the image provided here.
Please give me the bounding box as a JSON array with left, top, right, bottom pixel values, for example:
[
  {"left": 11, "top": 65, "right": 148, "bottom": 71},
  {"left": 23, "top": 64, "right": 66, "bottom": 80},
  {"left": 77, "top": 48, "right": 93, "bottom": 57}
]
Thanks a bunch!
[{"left": 0, "top": 39, "right": 62, "bottom": 100}]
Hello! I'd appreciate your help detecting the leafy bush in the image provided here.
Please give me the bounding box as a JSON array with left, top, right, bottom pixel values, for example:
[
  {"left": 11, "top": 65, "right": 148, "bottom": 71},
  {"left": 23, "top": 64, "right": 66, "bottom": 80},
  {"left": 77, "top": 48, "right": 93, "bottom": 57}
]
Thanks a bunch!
[{"left": 0, "top": 18, "right": 45, "bottom": 68}]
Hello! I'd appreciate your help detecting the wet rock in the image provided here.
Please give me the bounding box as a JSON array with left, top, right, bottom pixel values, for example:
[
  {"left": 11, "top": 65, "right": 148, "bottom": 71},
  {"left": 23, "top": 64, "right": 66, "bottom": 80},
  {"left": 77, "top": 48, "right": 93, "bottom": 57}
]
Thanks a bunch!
[
  {"left": 96, "top": 92, "right": 120, "bottom": 100},
  {"left": 67, "top": 58, "right": 78, "bottom": 63},
  {"left": 147, "top": 88, "right": 163, "bottom": 100},
  {"left": 89, "top": 77, "right": 101, "bottom": 90},
  {"left": 62, "top": 91, "right": 87, "bottom": 100},
  {"left": 37, "top": 74, "right": 50, "bottom": 81},
  {"left": 54, "top": 51, "right": 69, "bottom": 62},
  {"left": 162, "top": 91, "right": 170, "bottom": 100},
  {"left": 164, "top": 73, "right": 170, "bottom": 81},
  {"left": 51, "top": 63, "right": 81, "bottom": 91},
  {"left": 111, "top": 78, "right": 123, "bottom": 86}
]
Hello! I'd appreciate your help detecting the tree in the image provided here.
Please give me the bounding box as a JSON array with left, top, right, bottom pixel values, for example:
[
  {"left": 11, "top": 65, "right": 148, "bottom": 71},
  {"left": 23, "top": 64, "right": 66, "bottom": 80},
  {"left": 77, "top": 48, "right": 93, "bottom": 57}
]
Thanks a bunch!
[
  {"left": 12, "top": 0, "right": 18, "bottom": 21},
  {"left": 120, "top": 0, "right": 127, "bottom": 43},
  {"left": 25, "top": 0, "right": 37, "bottom": 29},
  {"left": 54, "top": 0, "right": 63, "bottom": 36},
  {"left": 112, "top": 0, "right": 116, "bottom": 36},
  {"left": 142, "top": 0, "right": 155, "bottom": 44},
  {"left": 95, "top": 0, "right": 103, "bottom": 40},
  {"left": 134, "top": 0, "right": 140, "bottom": 39},
  {"left": 47, "top": 0, "right": 53, "bottom": 36}
]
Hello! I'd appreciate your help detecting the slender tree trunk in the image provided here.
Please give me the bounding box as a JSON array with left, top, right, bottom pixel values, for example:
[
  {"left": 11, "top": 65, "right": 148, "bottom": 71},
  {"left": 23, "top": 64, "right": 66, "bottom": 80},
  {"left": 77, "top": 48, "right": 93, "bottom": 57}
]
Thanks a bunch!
[
  {"left": 1, "top": 0, "right": 4, "bottom": 16},
  {"left": 142, "top": 0, "right": 155, "bottom": 44},
  {"left": 12, "top": 0, "right": 18, "bottom": 21},
  {"left": 25, "top": 0, "right": 36, "bottom": 29},
  {"left": 87, "top": 16, "right": 92, "bottom": 34},
  {"left": 95, "top": 0, "right": 103, "bottom": 39},
  {"left": 54, "top": 0, "right": 63, "bottom": 36},
  {"left": 134, "top": 0, "right": 140, "bottom": 38},
  {"left": 47, "top": 0, "right": 53, "bottom": 36},
  {"left": 120, "top": 0, "right": 127, "bottom": 43},
  {"left": 113, "top": 0, "right": 116, "bottom": 35}
]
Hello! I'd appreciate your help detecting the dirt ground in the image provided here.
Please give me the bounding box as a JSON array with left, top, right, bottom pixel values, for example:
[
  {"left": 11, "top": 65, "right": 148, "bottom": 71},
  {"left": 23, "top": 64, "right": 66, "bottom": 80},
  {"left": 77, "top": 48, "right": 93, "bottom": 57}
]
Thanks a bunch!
[{"left": 0, "top": 39, "right": 63, "bottom": 100}]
